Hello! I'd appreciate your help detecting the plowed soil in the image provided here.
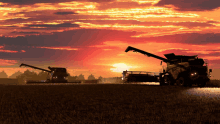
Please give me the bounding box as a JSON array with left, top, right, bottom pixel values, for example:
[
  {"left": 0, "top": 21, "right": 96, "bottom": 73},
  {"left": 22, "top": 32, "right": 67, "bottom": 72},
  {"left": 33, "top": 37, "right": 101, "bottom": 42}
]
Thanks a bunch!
[{"left": 0, "top": 84, "right": 219, "bottom": 123}]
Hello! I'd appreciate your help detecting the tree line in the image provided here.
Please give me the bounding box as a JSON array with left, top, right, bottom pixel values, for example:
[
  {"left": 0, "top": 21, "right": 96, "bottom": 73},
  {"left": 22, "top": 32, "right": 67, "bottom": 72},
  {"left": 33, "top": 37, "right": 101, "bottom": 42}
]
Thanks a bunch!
[{"left": 0, "top": 70, "right": 103, "bottom": 81}]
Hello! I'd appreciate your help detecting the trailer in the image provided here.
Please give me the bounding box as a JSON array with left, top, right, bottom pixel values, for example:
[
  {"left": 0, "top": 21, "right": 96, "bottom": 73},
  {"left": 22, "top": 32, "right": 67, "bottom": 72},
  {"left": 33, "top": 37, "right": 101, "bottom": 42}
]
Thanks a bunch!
[{"left": 122, "top": 71, "right": 159, "bottom": 83}]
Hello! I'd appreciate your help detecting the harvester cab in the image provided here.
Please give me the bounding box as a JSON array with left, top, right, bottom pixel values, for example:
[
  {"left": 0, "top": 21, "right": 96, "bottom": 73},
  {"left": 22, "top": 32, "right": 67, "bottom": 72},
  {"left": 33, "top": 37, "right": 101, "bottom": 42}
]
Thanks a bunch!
[
  {"left": 125, "top": 46, "right": 212, "bottom": 87},
  {"left": 19, "top": 63, "right": 68, "bottom": 83}
]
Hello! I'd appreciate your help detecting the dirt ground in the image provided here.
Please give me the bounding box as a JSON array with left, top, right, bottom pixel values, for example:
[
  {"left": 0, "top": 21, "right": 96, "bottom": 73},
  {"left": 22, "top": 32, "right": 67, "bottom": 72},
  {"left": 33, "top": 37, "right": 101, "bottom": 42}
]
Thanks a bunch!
[{"left": 0, "top": 84, "right": 219, "bottom": 123}]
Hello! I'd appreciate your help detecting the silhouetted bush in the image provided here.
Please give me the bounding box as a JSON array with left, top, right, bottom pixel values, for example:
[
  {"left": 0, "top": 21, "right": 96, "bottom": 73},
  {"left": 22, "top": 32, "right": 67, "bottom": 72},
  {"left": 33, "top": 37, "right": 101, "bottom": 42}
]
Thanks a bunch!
[
  {"left": 88, "top": 74, "right": 96, "bottom": 80},
  {"left": 9, "top": 71, "right": 23, "bottom": 78},
  {"left": 98, "top": 76, "right": 103, "bottom": 81},
  {"left": 77, "top": 74, "right": 85, "bottom": 80},
  {"left": 16, "top": 69, "right": 38, "bottom": 84},
  {"left": 0, "top": 71, "right": 8, "bottom": 78},
  {"left": 38, "top": 71, "right": 49, "bottom": 80}
]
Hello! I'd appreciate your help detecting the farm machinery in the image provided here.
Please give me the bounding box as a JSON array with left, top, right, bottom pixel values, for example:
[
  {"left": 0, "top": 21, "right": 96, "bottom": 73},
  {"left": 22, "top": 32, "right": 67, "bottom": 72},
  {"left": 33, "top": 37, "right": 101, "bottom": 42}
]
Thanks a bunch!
[
  {"left": 19, "top": 63, "right": 69, "bottom": 83},
  {"left": 122, "top": 71, "right": 159, "bottom": 83},
  {"left": 124, "top": 46, "right": 212, "bottom": 87}
]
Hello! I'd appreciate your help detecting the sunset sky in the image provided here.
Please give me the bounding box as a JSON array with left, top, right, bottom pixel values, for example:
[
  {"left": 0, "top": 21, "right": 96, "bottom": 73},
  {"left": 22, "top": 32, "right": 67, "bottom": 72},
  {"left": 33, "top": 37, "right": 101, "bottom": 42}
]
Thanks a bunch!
[{"left": 0, "top": 0, "right": 220, "bottom": 79}]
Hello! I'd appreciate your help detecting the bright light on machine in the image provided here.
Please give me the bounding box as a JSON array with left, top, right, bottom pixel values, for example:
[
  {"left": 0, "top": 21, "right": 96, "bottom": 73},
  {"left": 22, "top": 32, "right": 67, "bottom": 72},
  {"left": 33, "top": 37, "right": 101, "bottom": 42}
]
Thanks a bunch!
[
  {"left": 191, "top": 72, "right": 197, "bottom": 76},
  {"left": 53, "top": 76, "right": 57, "bottom": 79},
  {"left": 122, "top": 77, "right": 124, "bottom": 80}
]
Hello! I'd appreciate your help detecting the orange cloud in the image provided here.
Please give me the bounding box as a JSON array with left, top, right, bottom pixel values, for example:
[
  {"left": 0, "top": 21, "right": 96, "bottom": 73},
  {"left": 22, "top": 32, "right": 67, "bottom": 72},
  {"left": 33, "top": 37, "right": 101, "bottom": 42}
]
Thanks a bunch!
[
  {"left": 203, "top": 56, "right": 220, "bottom": 60},
  {"left": 21, "top": 50, "right": 26, "bottom": 53},
  {"left": 0, "top": 59, "right": 17, "bottom": 66},
  {"left": 36, "top": 46, "right": 79, "bottom": 51},
  {"left": 0, "top": 49, "right": 18, "bottom": 53}
]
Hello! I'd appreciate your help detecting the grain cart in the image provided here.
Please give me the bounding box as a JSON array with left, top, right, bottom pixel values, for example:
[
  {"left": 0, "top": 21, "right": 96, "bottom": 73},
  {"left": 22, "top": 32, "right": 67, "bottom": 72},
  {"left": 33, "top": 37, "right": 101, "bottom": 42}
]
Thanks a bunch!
[
  {"left": 20, "top": 63, "right": 69, "bottom": 83},
  {"left": 125, "top": 46, "right": 212, "bottom": 87},
  {"left": 122, "top": 71, "right": 159, "bottom": 83}
]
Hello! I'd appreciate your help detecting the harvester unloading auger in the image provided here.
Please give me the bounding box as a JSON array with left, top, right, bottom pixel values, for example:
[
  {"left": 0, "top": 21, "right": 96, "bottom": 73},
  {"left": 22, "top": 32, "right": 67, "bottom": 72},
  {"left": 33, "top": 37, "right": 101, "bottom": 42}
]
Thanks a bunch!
[
  {"left": 125, "top": 46, "right": 212, "bottom": 87},
  {"left": 20, "top": 63, "right": 69, "bottom": 83}
]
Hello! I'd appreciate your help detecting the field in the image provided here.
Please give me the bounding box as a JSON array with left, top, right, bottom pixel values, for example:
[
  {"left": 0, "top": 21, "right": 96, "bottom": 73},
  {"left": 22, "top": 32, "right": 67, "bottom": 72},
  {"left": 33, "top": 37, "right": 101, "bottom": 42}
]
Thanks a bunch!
[{"left": 0, "top": 82, "right": 220, "bottom": 124}]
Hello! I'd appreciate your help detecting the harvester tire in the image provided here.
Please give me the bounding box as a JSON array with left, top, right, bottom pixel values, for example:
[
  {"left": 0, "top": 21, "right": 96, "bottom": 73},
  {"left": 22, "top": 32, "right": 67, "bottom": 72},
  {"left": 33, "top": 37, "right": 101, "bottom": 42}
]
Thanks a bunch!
[
  {"left": 159, "top": 74, "right": 165, "bottom": 86},
  {"left": 164, "top": 75, "right": 174, "bottom": 85},
  {"left": 177, "top": 77, "right": 187, "bottom": 87}
]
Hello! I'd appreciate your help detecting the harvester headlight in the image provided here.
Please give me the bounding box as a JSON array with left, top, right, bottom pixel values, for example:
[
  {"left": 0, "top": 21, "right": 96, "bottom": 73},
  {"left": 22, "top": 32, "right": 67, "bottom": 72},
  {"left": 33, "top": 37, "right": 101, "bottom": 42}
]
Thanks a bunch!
[{"left": 191, "top": 72, "right": 197, "bottom": 76}]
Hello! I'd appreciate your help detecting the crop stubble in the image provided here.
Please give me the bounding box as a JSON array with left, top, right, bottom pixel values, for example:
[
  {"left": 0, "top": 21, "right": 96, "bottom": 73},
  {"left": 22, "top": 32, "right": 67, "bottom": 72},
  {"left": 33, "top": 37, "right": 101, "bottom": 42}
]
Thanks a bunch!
[{"left": 0, "top": 84, "right": 219, "bottom": 123}]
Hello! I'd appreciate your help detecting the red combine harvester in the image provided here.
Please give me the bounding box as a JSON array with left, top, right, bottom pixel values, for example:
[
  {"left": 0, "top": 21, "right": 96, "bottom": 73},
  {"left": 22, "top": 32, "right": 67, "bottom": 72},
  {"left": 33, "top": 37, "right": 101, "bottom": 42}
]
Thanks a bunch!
[{"left": 124, "top": 46, "right": 212, "bottom": 87}]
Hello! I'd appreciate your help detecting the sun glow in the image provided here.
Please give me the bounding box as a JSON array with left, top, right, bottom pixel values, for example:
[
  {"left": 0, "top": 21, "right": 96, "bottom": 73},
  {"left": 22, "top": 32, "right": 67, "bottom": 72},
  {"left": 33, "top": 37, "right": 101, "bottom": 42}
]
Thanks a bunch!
[{"left": 110, "top": 63, "right": 131, "bottom": 73}]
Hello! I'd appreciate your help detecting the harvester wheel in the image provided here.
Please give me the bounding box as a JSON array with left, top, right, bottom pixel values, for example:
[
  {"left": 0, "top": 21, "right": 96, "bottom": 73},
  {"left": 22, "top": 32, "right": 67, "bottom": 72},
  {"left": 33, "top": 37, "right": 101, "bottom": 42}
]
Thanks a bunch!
[
  {"left": 159, "top": 74, "right": 165, "bottom": 86},
  {"left": 164, "top": 75, "right": 174, "bottom": 85},
  {"left": 177, "top": 77, "right": 187, "bottom": 87}
]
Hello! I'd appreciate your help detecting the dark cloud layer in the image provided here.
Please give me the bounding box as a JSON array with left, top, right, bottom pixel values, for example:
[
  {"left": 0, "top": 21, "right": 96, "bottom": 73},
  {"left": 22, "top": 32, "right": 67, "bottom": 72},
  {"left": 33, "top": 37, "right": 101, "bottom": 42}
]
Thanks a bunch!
[
  {"left": 28, "top": 23, "right": 79, "bottom": 28},
  {"left": 77, "top": 20, "right": 216, "bottom": 28},
  {"left": 0, "top": 29, "right": 136, "bottom": 47},
  {"left": 155, "top": 0, "right": 220, "bottom": 11},
  {"left": 1, "top": 29, "right": 220, "bottom": 48},
  {"left": 54, "top": 11, "right": 78, "bottom": 15},
  {"left": 0, "top": 0, "right": 115, "bottom": 5},
  {"left": 97, "top": 1, "right": 151, "bottom": 10},
  {"left": 144, "top": 33, "right": 220, "bottom": 44},
  {"left": 11, "top": 31, "right": 39, "bottom": 34}
]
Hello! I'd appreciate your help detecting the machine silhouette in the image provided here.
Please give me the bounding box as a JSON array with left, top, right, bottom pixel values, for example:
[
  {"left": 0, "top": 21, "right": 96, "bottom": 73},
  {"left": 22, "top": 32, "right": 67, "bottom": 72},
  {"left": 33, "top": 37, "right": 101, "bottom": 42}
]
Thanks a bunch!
[
  {"left": 20, "top": 63, "right": 69, "bottom": 83},
  {"left": 124, "top": 46, "right": 212, "bottom": 87}
]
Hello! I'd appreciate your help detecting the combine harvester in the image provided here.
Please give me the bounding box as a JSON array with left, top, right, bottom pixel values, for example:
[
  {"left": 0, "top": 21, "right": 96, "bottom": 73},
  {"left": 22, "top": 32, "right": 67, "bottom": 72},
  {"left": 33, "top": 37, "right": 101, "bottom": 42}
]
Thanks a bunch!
[
  {"left": 19, "top": 63, "right": 81, "bottom": 84},
  {"left": 124, "top": 46, "right": 212, "bottom": 87}
]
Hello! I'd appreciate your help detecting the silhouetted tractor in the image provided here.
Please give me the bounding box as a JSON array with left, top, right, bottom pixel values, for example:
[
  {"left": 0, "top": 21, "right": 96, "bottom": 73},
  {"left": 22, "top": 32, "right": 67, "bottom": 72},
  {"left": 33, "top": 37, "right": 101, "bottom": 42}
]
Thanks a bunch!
[
  {"left": 125, "top": 46, "right": 212, "bottom": 87},
  {"left": 20, "top": 63, "right": 69, "bottom": 83}
]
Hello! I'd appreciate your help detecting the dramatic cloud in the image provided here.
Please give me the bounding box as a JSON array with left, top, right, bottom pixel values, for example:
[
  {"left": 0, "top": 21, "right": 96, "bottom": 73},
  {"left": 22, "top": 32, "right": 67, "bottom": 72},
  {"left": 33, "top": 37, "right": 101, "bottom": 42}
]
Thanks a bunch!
[
  {"left": 0, "top": 59, "right": 17, "bottom": 66},
  {"left": 36, "top": 46, "right": 79, "bottom": 51},
  {"left": 54, "top": 11, "right": 78, "bottom": 15},
  {"left": 0, "top": 0, "right": 115, "bottom": 5},
  {"left": 11, "top": 31, "right": 40, "bottom": 34},
  {"left": 1, "top": 0, "right": 220, "bottom": 78},
  {"left": 28, "top": 23, "right": 80, "bottom": 28},
  {"left": 155, "top": 0, "right": 220, "bottom": 11},
  {"left": 0, "top": 50, "right": 18, "bottom": 53}
]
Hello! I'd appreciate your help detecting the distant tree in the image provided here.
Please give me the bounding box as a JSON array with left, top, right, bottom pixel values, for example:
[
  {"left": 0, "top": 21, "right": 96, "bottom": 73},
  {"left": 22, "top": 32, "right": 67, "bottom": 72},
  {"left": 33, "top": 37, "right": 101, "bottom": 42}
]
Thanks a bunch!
[
  {"left": 22, "top": 69, "right": 38, "bottom": 80},
  {"left": 88, "top": 74, "right": 96, "bottom": 80},
  {"left": 0, "top": 71, "right": 8, "bottom": 78},
  {"left": 77, "top": 74, "right": 85, "bottom": 80},
  {"left": 98, "top": 76, "right": 103, "bottom": 81},
  {"left": 67, "top": 76, "right": 78, "bottom": 81},
  {"left": 16, "top": 69, "right": 38, "bottom": 84},
  {"left": 16, "top": 74, "right": 26, "bottom": 84},
  {"left": 9, "top": 71, "right": 23, "bottom": 78},
  {"left": 38, "top": 71, "right": 49, "bottom": 80},
  {"left": 66, "top": 72, "right": 78, "bottom": 81}
]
